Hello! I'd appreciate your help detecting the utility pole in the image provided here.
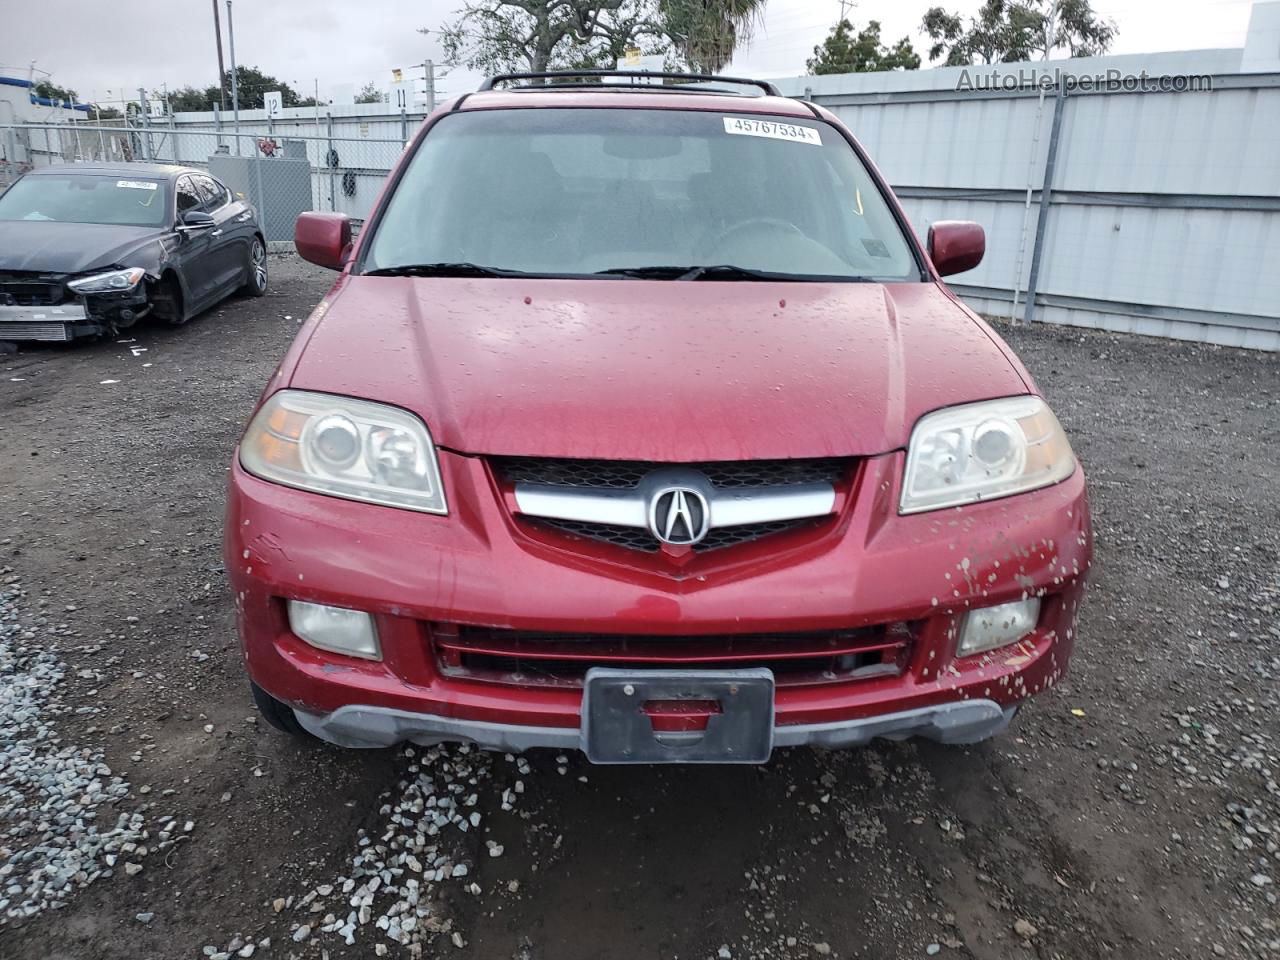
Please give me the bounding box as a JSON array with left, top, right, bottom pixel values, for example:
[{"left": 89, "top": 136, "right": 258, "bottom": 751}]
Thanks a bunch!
[
  {"left": 226, "top": 0, "right": 241, "bottom": 155},
  {"left": 212, "top": 0, "right": 227, "bottom": 110},
  {"left": 93, "top": 103, "right": 106, "bottom": 160},
  {"left": 138, "top": 87, "right": 152, "bottom": 161},
  {"left": 164, "top": 83, "right": 175, "bottom": 162},
  {"left": 424, "top": 60, "right": 436, "bottom": 112}
]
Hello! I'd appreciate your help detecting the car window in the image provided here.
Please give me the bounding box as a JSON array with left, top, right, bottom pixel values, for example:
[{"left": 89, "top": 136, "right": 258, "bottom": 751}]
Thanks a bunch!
[
  {"left": 176, "top": 176, "right": 203, "bottom": 215},
  {"left": 365, "top": 108, "right": 920, "bottom": 281},
  {"left": 194, "top": 175, "right": 226, "bottom": 210},
  {"left": 190, "top": 176, "right": 217, "bottom": 208},
  {"left": 0, "top": 173, "right": 168, "bottom": 228}
]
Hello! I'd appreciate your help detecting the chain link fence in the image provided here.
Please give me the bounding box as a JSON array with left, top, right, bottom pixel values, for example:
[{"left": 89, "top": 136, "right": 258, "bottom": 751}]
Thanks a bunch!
[{"left": 1, "top": 121, "right": 410, "bottom": 243}]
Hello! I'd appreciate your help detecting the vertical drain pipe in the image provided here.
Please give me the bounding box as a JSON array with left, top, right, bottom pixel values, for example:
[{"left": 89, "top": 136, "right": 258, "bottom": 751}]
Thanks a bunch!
[{"left": 1022, "top": 82, "right": 1068, "bottom": 326}]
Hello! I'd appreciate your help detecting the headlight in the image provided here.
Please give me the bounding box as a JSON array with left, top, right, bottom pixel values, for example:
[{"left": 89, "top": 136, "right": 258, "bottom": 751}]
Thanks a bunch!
[
  {"left": 900, "top": 396, "right": 1075, "bottom": 514},
  {"left": 67, "top": 267, "right": 146, "bottom": 294},
  {"left": 240, "top": 390, "right": 447, "bottom": 514}
]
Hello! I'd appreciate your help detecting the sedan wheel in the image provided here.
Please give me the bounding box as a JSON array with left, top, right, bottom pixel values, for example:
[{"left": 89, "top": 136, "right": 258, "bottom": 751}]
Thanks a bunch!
[{"left": 243, "top": 239, "right": 268, "bottom": 297}]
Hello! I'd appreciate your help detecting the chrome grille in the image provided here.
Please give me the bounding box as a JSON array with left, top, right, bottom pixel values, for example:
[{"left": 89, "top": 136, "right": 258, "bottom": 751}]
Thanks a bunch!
[{"left": 503, "top": 456, "right": 850, "bottom": 554}]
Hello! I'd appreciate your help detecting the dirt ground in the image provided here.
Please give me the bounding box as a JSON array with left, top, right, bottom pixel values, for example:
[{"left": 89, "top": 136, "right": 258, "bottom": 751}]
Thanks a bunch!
[{"left": 1, "top": 255, "right": 1277, "bottom": 960}]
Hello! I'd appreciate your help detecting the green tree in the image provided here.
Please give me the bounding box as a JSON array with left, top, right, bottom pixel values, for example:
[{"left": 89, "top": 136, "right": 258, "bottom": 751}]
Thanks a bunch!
[
  {"left": 806, "top": 19, "right": 920, "bottom": 75},
  {"left": 33, "top": 80, "right": 122, "bottom": 118},
  {"left": 33, "top": 80, "right": 79, "bottom": 104},
  {"left": 427, "top": 0, "right": 767, "bottom": 76},
  {"left": 922, "top": 0, "right": 1115, "bottom": 66},
  {"left": 355, "top": 81, "right": 385, "bottom": 104},
  {"left": 213, "top": 66, "right": 317, "bottom": 109},
  {"left": 159, "top": 68, "right": 318, "bottom": 113},
  {"left": 167, "top": 85, "right": 220, "bottom": 112}
]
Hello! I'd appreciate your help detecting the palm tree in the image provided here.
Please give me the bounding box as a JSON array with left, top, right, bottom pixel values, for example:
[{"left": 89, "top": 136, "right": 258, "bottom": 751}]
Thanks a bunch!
[{"left": 660, "top": 0, "right": 768, "bottom": 74}]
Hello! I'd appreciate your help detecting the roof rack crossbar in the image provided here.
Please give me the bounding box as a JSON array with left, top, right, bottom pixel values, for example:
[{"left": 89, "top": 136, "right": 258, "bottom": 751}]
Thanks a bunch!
[{"left": 479, "top": 70, "right": 781, "bottom": 97}]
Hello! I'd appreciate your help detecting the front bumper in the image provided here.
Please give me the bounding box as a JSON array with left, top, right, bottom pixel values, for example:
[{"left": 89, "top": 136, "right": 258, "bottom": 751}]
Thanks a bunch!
[
  {"left": 295, "top": 698, "right": 1017, "bottom": 750},
  {"left": 0, "top": 283, "right": 148, "bottom": 342},
  {"left": 0, "top": 303, "right": 98, "bottom": 342},
  {"left": 225, "top": 448, "right": 1091, "bottom": 756}
]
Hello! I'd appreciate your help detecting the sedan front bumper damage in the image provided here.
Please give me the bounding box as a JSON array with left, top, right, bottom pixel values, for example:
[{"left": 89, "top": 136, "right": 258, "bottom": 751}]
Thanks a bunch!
[{"left": 0, "top": 303, "right": 96, "bottom": 342}]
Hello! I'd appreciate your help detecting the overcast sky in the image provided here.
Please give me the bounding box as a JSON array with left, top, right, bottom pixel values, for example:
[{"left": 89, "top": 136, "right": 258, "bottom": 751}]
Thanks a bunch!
[{"left": 0, "top": 0, "right": 1260, "bottom": 109}]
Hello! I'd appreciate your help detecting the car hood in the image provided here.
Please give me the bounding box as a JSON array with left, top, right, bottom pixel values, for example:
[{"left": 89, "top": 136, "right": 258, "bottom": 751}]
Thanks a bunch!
[
  {"left": 288, "top": 277, "right": 1029, "bottom": 460},
  {"left": 0, "top": 220, "right": 164, "bottom": 274}
]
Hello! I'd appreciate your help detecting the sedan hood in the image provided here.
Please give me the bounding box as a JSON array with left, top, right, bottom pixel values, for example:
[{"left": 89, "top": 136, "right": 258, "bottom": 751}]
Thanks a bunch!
[
  {"left": 288, "top": 277, "right": 1029, "bottom": 460},
  {"left": 0, "top": 220, "right": 163, "bottom": 274}
]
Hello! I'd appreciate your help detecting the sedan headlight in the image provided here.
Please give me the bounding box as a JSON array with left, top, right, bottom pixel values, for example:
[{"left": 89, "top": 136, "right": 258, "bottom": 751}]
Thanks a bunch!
[
  {"left": 240, "top": 390, "right": 446, "bottom": 514},
  {"left": 67, "top": 267, "right": 146, "bottom": 294},
  {"left": 901, "top": 396, "right": 1075, "bottom": 514}
]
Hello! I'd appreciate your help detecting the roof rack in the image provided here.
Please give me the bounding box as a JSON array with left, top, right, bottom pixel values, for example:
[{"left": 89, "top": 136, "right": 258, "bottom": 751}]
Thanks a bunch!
[{"left": 478, "top": 70, "right": 781, "bottom": 97}]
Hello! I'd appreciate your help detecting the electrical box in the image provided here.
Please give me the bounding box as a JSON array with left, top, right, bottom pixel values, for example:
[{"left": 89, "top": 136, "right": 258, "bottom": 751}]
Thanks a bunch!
[{"left": 207, "top": 154, "right": 312, "bottom": 243}]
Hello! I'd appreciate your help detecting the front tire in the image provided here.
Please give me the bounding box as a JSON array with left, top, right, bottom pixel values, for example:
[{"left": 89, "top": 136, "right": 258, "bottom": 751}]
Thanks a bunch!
[
  {"left": 242, "top": 238, "right": 268, "bottom": 297},
  {"left": 153, "top": 276, "right": 186, "bottom": 326},
  {"left": 250, "top": 681, "right": 311, "bottom": 739}
]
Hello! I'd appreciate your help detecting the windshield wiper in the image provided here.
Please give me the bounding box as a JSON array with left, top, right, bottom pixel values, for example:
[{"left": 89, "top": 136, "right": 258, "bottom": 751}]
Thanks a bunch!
[
  {"left": 676, "top": 264, "right": 787, "bottom": 281},
  {"left": 363, "top": 262, "right": 530, "bottom": 278},
  {"left": 595, "top": 264, "right": 812, "bottom": 281}
]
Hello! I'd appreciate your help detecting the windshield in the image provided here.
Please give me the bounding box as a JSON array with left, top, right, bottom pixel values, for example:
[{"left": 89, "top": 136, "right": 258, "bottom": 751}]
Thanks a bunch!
[
  {"left": 364, "top": 108, "right": 919, "bottom": 281},
  {"left": 0, "top": 174, "right": 168, "bottom": 228}
]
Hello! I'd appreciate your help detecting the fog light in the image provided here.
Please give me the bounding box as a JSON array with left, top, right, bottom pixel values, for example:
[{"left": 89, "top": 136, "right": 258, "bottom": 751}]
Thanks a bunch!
[
  {"left": 287, "top": 600, "right": 380, "bottom": 660},
  {"left": 958, "top": 598, "right": 1041, "bottom": 656}
]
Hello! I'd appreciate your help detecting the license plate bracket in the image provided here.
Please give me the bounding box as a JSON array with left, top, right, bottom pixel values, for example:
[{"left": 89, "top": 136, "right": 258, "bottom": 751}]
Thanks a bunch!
[{"left": 581, "top": 667, "right": 774, "bottom": 764}]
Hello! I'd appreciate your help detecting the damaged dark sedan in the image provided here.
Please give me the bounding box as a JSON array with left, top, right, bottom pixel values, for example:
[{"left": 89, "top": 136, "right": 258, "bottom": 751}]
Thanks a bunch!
[{"left": 0, "top": 163, "right": 267, "bottom": 342}]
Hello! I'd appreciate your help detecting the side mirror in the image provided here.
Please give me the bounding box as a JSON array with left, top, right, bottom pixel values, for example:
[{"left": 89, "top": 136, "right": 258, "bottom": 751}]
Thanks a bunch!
[
  {"left": 295, "top": 212, "right": 352, "bottom": 271},
  {"left": 180, "top": 209, "right": 216, "bottom": 230},
  {"left": 927, "top": 220, "right": 985, "bottom": 277}
]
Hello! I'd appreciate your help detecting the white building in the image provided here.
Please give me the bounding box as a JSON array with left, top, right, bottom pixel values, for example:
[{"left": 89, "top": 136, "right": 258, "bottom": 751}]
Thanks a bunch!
[
  {"left": 1, "top": 75, "right": 98, "bottom": 178},
  {"left": 0, "top": 75, "right": 93, "bottom": 124}
]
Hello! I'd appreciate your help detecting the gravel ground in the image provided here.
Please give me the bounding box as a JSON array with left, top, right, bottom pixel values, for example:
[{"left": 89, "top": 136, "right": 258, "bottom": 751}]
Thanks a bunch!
[{"left": 0, "top": 255, "right": 1277, "bottom": 960}]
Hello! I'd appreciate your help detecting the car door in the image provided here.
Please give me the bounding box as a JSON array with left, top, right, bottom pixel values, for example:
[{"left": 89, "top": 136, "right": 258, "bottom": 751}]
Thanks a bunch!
[
  {"left": 195, "top": 174, "right": 251, "bottom": 295},
  {"left": 174, "top": 175, "right": 221, "bottom": 308}
]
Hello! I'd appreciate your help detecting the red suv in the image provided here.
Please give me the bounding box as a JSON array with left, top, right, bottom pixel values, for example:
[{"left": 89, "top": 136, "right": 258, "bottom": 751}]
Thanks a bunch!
[{"left": 225, "top": 72, "right": 1090, "bottom": 763}]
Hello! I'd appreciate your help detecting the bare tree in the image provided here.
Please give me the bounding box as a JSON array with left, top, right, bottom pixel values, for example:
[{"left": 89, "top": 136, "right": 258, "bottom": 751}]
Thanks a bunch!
[
  {"left": 428, "top": 1, "right": 666, "bottom": 76},
  {"left": 355, "top": 82, "right": 385, "bottom": 104},
  {"left": 426, "top": 0, "right": 769, "bottom": 76}
]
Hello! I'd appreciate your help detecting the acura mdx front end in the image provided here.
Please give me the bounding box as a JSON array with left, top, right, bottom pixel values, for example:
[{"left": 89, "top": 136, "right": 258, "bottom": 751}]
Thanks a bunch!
[{"left": 225, "top": 73, "right": 1091, "bottom": 764}]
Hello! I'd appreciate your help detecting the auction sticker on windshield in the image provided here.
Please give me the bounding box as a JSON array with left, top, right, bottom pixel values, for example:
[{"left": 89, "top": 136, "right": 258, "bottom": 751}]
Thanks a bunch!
[
  {"left": 116, "top": 180, "right": 158, "bottom": 190},
  {"left": 722, "top": 117, "right": 822, "bottom": 145}
]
